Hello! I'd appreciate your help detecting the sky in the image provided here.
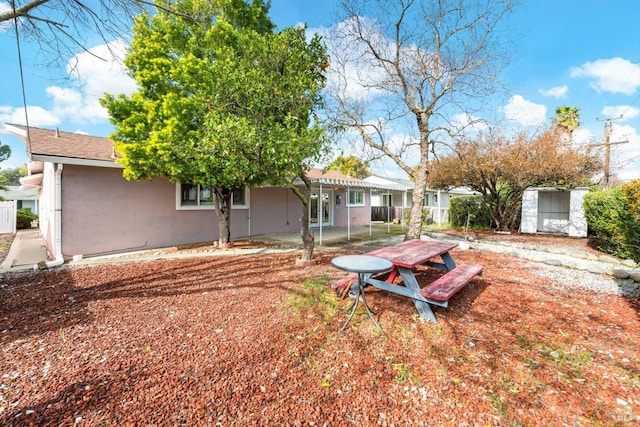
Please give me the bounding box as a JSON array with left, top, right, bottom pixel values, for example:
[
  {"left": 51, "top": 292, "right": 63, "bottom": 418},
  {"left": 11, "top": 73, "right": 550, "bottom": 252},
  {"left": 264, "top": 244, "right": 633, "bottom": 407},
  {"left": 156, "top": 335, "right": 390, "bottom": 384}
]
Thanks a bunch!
[{"left": 0, "top": 0, "right": 639, "bottom": 182}]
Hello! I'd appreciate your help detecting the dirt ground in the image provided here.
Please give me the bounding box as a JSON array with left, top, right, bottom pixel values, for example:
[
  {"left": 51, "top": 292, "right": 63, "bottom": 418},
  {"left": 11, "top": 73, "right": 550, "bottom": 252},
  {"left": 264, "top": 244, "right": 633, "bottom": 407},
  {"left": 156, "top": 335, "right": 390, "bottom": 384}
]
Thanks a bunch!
[
  {"left": 0, "top": 232, "right": 638, "bottom": 426},
  {"left": 0, "top": 233, "right": 13, "bottom": 265}
]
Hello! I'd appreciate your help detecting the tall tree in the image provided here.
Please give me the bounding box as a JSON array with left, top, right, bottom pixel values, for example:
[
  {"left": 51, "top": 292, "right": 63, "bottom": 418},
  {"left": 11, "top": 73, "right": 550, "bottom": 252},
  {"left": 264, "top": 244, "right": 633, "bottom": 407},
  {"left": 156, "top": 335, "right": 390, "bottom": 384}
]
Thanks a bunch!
[
  {"left": 326, "top": 0, "right": 516, "bottom": 240},
  {"left": 325, "top": 154, "right": 370, "bottom": 179},
  {"left": 428, "top": 129, "right": 602, "bottom": 231},
  {"left": 553, "top": 105, "right": 580, "bottom": 143},
  {"left": 102, "top": 0, "right": 329, "bottom": 258}
]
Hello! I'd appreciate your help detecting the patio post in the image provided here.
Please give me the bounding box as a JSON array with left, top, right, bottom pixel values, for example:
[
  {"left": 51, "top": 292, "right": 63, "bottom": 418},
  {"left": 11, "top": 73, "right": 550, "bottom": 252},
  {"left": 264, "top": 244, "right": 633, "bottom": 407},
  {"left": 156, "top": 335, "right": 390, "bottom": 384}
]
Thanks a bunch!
[
  {"left": 319, "top": 182, "right": 323, "bottom": 246},
  {"left": 347, "top": 185, "right": 351, "bottom": 241},
  {"left": 369, "top": 188, "right": 372, "bottom": 236}
]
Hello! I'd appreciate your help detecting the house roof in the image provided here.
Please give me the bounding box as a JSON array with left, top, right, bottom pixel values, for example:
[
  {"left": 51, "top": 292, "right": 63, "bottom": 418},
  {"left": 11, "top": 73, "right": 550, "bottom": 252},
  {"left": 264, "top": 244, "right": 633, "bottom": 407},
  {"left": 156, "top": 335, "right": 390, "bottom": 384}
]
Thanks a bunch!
[
  {"left": 0, "top": 186, "right": 38, "bottom": 201},
  {"left": 6, "top": 124, "right": 121, "bottom": 168},
  {"left": 364, "top": 175, "right": 413, "bottom": 191},
  {"left": 5, "top": 124, "right": 398, "bottom": 191}
]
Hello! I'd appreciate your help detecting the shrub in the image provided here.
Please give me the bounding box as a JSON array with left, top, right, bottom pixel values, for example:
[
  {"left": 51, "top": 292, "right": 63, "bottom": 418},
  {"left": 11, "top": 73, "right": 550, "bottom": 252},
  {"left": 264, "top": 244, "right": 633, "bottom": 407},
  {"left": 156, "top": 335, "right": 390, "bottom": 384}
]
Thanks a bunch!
[
  {"left": 583, "top": 180, "right": 640, "bottom": 262},
  {"left": 449, "top": 196, "right": 492, "bottom": 229},
  {"left": 16, "top": 207, "right": 38, "bottom": 229}
]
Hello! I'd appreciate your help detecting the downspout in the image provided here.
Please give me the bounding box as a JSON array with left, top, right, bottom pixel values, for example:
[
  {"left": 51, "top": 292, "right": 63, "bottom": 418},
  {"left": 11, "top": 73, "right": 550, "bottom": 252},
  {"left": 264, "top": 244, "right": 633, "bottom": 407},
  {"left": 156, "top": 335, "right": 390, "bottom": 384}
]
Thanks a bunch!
[{"left": 39, "top": 164, "right": 64, "bottom": 269}]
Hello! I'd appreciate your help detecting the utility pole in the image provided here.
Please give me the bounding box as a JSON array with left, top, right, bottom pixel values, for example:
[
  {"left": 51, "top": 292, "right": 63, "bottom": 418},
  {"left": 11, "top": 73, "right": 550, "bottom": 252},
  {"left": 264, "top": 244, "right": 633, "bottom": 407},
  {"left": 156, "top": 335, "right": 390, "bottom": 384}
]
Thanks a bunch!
[{"left": 597, "top": 117, "right": 628, "bottom": 190}]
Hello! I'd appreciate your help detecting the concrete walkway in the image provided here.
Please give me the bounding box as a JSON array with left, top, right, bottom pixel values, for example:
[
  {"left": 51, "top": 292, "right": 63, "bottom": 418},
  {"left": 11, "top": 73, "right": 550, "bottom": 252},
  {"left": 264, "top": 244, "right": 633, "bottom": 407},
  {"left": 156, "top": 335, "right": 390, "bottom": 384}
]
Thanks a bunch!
[{"left": 0, "top": 230, "right": 49, "bottom": 273}]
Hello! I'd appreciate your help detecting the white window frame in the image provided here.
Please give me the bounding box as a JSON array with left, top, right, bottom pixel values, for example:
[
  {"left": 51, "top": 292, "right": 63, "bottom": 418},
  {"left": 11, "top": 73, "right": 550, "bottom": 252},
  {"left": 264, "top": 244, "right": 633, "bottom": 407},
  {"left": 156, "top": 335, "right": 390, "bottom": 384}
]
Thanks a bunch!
[
  {"left": 176, "top": 184, "right": 250, "bottom": 210},
  {"left": 347, "top": 189, "right": 365, "bottom": 207}
]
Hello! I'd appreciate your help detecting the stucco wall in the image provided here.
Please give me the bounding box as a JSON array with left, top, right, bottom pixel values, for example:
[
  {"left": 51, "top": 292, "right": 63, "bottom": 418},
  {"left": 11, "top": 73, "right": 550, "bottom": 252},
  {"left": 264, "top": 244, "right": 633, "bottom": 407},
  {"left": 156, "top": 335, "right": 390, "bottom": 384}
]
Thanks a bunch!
[
  {"left": 59, "top": 166, "right": 308, "bottom": 258},
  {"left": 332, "top": 189, "right": 372, "bottom": 227},
  {"left": 246, "top": 186, "right": 302, "bottom": 235}
]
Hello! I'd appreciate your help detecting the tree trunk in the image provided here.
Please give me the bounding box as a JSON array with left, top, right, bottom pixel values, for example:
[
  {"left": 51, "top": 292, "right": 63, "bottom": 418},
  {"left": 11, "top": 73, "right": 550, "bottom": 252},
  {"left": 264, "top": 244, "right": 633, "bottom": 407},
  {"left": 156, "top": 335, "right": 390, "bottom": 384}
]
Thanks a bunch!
[
  {"left": 289, "top": 174, "right": 314, "bottom": 261},
  {"left": 213, "top": 187, "right": 232, "bottom": 246},
  {"left": 405, "top": 159, "right": 428, "bottom": 240}
]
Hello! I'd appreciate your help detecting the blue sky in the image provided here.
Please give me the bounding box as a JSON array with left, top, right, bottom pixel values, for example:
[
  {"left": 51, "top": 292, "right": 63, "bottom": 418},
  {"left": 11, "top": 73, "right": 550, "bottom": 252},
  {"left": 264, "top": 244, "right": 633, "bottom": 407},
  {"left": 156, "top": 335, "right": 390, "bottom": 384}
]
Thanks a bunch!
[{"left": 1, "top": 0, "right": 639, "bottom": 182}]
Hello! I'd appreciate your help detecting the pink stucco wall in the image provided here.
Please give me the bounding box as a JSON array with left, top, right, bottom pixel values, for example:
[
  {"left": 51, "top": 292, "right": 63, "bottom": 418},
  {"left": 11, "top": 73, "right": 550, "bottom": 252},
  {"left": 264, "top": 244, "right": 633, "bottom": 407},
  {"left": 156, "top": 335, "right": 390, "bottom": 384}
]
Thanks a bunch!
[
  {"left": 246, "top": 186, "right": 302, "bottom": 235},
  {"left": 59, "top": 166, "right": 305, "bottom": 258},
  {"left": 331, "top": 189, "right": 372, "bottom": 227}
]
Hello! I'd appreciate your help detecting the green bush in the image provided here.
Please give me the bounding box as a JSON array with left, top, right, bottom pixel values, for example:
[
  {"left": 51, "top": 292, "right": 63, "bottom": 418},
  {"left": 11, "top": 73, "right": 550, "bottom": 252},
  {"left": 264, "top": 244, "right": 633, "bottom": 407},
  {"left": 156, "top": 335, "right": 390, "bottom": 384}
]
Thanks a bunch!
[
  {"left": 16, "top": 207, "right": 38, "bottom": 229},
  {"left": 583, "top": 180, "right": 640, "bottom": 262},
  {"left": 449, "top": 196, "right": 492, "bottom": 229}
]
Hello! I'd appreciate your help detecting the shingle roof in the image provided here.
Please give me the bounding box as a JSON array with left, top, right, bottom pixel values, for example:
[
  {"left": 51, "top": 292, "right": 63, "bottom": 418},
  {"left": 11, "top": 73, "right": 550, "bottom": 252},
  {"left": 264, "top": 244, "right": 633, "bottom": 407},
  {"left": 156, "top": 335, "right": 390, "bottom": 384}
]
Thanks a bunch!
[
  {"left": 7, "top": 124, "right": 118, "bottom": 163},
  {"left": 5, "top": 124, "right": 400, "bottom": 191}
]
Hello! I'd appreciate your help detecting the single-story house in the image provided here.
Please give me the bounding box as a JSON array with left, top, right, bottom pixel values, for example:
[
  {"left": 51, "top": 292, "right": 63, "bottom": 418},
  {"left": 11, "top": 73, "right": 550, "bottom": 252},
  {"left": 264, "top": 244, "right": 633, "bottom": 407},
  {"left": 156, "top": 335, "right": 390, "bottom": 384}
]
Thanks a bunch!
[
  {"left": 0, "top": 185, "right": 39, "bottom": 212},
  {"left": 520, "top": 187, "right": 589, "bottom": 237},
  {"left": 364, "top": 175, "right": 475, "bottom": 225},
  {"left": 6, "top": 124, "right": 399, "bottom": 263}
]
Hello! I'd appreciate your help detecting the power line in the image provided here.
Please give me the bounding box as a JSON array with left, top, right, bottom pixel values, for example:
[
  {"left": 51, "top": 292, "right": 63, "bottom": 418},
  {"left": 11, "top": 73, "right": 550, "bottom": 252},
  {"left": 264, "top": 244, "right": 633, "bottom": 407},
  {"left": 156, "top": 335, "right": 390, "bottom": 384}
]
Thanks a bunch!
[
  {"left": 619, "top": 91, "right": 640, "bottom": 119},
  {"left": 10, "top": 0, "right": 32, "bottom": 154}
]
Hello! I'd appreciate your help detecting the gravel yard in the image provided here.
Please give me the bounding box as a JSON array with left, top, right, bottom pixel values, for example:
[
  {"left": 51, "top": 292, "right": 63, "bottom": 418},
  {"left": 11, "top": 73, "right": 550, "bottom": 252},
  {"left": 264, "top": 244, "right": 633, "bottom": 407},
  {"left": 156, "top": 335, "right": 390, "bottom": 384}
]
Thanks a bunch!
[{"left": 1, "top": 233, "right": 639, "bottom": 425}]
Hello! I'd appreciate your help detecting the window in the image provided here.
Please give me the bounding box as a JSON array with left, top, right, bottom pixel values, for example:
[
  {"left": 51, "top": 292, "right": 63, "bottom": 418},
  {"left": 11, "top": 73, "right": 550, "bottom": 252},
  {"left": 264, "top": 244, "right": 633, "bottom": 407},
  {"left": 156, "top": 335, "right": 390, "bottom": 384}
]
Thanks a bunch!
[
  {"left": 177, "top": 184, "right": 249, "bottom": 210},
  {"left": 347, "top": 190, "right": 365, "bottom": 206},
  {"left": 382, "top": 194, "right": 393, "bottom": 207},
  {"left": 423, "top": 194, "right": 430, "bottom": 207}
]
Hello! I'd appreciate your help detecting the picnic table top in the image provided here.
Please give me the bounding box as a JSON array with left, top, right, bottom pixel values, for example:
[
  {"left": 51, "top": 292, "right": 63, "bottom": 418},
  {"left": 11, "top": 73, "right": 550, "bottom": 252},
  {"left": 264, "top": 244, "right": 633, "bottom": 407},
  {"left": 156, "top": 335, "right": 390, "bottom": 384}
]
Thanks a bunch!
[{"left": 366, "top": 239, "right": 458, "bottom": 268}]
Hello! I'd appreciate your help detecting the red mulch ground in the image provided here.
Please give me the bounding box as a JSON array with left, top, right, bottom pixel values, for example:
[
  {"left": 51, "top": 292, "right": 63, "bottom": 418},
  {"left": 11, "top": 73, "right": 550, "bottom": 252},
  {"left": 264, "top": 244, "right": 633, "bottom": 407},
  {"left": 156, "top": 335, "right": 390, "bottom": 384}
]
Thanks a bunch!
[{"left": 0, "top": 233, "right": 638, "bottom": 426}]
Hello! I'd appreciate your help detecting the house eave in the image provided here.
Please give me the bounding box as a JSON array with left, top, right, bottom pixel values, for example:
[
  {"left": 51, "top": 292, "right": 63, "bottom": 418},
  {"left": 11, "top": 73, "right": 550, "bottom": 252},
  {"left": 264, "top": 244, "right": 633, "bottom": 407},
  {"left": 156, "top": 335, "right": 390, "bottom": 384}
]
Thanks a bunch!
[{"left": 30, "top": 154, "right": 123, "bottom": 169}]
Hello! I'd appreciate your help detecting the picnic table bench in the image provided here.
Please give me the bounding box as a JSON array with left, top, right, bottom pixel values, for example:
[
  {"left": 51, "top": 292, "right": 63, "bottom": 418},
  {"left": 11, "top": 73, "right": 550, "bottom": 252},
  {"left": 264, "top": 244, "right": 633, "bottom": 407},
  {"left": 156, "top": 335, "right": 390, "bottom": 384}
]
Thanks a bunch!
[{"left": 332, "top": 239, "right": 483, "bottom": 323}]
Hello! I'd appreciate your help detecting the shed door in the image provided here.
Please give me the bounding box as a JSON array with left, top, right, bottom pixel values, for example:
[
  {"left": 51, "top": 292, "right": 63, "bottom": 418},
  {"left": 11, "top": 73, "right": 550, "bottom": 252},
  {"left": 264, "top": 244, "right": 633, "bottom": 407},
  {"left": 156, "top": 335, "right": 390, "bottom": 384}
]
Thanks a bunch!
[{"left": 537, "top": 192, "right": 570, "bottom": 233}]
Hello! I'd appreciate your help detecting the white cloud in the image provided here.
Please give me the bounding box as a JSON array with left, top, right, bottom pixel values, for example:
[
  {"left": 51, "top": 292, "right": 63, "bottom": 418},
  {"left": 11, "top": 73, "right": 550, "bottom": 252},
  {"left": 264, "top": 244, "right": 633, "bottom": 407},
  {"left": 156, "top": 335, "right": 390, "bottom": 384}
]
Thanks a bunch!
[
  {"left": 601, "top": 105, "right": 640, "bottom": 121},
  {"left": 572, "top": 128, "right": 595, "bottom": 146},
  {"left": 7, "top": 39, "right": 139, "bottom": 128},
  {"left": 570, "top": 57, "right": 640, "bottom": 95},
  {"left": 501, "top": 95, "right": 547, "bottom": 127},
  {"left": 68, "top": 39, "right": 137, "bottom": 99},
  {"left": 321, "top": 20, "right": 390, "bottom": 102},
  {"left": 538, "top": 85, "right": 568, "bottom": 99},
  {"left": 452, "top": 113, "right": 489, "bottom": 134},
  {"left": 0, "top": 105, "right": 60, "bottom": 127}
]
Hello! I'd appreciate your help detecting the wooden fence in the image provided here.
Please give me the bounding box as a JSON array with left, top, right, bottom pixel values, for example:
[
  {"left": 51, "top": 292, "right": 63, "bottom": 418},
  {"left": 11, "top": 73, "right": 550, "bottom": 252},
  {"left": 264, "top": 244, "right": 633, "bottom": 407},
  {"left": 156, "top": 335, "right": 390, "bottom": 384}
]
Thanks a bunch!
[{"left": 0, "top": 200, "right": 16, "bottom": 234}]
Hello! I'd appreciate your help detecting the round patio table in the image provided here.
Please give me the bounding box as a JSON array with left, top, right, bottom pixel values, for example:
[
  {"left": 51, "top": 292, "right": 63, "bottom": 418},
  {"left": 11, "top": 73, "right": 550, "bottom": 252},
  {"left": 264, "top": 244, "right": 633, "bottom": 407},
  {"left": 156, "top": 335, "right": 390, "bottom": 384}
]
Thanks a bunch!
[{"left": 331, "top": 255, "right": 393, "bottom": 331}]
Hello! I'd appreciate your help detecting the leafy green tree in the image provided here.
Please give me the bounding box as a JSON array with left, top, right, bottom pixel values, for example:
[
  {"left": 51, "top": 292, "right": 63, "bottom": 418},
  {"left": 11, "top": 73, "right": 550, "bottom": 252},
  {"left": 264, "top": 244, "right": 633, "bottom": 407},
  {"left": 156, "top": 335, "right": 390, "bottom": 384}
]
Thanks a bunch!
[
  {"left": 325, "top": 154, "right": 370, "bottom": 179},
  {"left": 0, "top": 165, "right": 25, "bottom": 186},
  {"left": 102, "top": 0, "right": 329, "bottom": 258}
]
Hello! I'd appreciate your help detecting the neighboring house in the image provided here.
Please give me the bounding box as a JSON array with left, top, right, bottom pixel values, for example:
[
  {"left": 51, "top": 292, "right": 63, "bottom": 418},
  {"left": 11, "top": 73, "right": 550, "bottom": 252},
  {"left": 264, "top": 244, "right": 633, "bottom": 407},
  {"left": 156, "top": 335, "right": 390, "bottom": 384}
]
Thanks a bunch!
[
  {"left": 6, "top": 124, "right": 398, "bottom": 261},
  {"left": 520, "top": 187, "right": 589, "bottom": 237},
  {"left": 0, "top": 185, "right": 38, "bottom": 212},
  {"left": 364, "top": 175, "right": 461, "bottom": 225}
]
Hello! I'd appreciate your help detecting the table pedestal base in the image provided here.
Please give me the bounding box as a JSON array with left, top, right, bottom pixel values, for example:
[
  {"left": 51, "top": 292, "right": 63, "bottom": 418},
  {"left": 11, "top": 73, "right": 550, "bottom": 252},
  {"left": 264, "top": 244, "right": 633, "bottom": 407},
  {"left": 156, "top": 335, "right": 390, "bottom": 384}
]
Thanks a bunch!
[{"left": 341, "top": 273, "right": 383, "bottom": 332}]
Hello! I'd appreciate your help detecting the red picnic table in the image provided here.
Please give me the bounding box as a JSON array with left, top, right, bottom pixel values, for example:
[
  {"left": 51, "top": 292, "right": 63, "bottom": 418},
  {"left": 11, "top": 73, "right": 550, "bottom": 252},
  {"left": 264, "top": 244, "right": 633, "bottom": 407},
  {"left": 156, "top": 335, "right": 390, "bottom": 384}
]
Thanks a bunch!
[{"left": 334, "top": 239, "right": 483, "bottom": 323}]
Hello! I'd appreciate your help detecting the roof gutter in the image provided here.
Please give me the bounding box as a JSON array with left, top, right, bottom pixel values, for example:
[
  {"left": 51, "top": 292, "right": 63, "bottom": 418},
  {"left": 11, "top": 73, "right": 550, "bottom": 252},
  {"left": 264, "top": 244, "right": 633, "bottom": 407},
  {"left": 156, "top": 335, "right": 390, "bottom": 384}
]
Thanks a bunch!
[{"left": 30, "top": 154, "right": 122, "bottom": 169}]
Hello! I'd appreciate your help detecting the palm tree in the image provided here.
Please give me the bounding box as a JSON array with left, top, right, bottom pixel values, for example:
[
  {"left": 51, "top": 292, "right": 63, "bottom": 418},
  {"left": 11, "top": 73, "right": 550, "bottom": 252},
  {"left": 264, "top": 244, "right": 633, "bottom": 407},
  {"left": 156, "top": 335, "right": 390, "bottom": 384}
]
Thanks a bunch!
[{"left": 553, "top": 106, "right": 580, "bottom": 142}]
